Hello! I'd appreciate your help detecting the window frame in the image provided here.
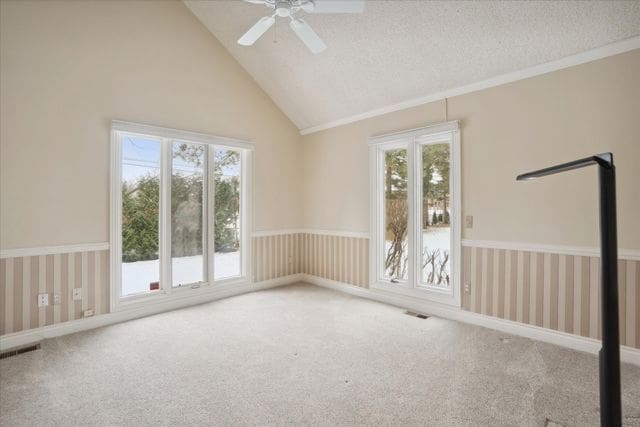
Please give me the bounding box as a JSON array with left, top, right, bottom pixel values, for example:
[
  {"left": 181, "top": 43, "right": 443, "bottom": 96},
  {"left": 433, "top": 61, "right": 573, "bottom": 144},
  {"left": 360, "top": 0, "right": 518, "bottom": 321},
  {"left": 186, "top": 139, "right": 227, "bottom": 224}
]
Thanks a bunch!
[
  {"left": 110, "top": 120, "right": 254, "bottom": 312},
  {"left": 369, "top": 121, "right": 461, "bottom": 307}
]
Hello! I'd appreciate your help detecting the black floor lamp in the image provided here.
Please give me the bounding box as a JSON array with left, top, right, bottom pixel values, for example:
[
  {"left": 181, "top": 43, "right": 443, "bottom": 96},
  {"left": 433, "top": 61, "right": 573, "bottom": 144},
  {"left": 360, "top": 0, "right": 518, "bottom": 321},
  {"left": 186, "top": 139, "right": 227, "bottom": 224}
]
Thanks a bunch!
[{"left": 517, "top": 152, "right": 621, "bottom": 427}]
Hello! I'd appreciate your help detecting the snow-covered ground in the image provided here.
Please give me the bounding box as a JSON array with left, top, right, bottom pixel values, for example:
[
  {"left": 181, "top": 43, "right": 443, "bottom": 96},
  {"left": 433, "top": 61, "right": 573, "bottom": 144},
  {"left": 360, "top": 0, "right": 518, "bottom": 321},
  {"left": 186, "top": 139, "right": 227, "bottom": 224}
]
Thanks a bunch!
[
  {"left": 384, "top": 226, "right": 451, "bottom": 286},
  {"left": 383, "top": 227, "right": 450, "bottom": 253},
  {"left": 122, "top": 252, "right": 240, "bottom": 296},
  {"left": 422, "top": 227, "right": 450, "bottom": 251},
  {"left": 122, "top": 228, "right": 452, "bottom": 296},
  {"left": 421, "top": 226, "right": 451, "bottom": 286}
]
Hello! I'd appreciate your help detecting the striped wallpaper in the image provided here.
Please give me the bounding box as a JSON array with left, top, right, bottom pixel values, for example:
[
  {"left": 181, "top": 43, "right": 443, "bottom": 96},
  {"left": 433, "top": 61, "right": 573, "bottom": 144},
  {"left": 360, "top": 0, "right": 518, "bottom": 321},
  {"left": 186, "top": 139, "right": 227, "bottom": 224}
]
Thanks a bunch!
[
  {"left": 251, "top": 233, "right": 369, "bottom": 287},
  {"left": 0, "top": 250, "right": 109, "bottom": 336},
  {"left": 253, "top": 233, "right": 640, "bottom": 348},
  {"left": 1, "top": 235, "right": 638, "bottom": 352},
  {"left": 461, "top": 247, "right": 640, "bottom": 349},
  {"left": 281, "top": 232, "right": 639, "bottom": 349},
  {"left": 0, "top": 234, "right": 310, "bottom": 337},
  {"left": 252, "top": 233, "right": 303, "bottom": 282},
  {"left": 301, "top": 233, "right": 369, "bottom": 287}
]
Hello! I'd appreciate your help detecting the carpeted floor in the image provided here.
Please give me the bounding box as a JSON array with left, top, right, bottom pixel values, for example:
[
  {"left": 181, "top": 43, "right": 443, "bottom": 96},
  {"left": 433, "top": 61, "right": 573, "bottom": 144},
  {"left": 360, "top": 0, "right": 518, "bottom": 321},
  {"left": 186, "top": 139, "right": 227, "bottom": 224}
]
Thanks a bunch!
[{"left": 1, "top": 283, "right": 639, "bottom": 426}]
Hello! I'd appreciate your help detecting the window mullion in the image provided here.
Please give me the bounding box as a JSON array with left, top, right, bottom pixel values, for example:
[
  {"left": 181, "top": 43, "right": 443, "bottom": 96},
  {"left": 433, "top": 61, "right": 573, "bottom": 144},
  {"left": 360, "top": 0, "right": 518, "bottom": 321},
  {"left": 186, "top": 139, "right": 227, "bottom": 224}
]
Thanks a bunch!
[
  {"left": 240, "top": 150, "right": 250, "bottom": 279},
  {"left": 412, "top": 139, "right": 423, "bottom": 290},
  {"left": 201, "top": 145, "right": 209, "bottom": 284},
  {"left": 111, "top": 132, "right": 123, "bottom": 309},
  {"left": 406, "top": 139, "right": 416, "bottom": 289},
  {"left": 160, "top": 138, "right": 172, "bottom": 293},
  {"left": 377, "top": 147, "right": 385, "bottom": 282},
  {"left": 207, "top": 145, "right": 216, "bottom": 283}
]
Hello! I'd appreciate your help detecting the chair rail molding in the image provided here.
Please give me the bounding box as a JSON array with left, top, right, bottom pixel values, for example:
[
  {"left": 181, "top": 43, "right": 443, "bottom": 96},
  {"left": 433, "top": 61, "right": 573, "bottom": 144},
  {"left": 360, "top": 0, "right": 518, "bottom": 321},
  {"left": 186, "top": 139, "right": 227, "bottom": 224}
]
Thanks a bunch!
[
  {"left": 0, "top": 243, "right": 110, "bottom": 259},
  {"left": 462, "top": 239, "right": 640, "bottom": 261}
]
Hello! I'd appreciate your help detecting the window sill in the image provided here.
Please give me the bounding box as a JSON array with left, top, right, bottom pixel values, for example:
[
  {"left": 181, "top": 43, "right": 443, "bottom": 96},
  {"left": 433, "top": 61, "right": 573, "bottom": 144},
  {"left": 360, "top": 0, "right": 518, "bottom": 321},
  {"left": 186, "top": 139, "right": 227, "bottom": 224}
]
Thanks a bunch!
[
  {"left": 371, "top": 280, "right": 459, "bottom": 307},
  {"left": 112, "top": 278, "right": 251, "bottom": 313}
]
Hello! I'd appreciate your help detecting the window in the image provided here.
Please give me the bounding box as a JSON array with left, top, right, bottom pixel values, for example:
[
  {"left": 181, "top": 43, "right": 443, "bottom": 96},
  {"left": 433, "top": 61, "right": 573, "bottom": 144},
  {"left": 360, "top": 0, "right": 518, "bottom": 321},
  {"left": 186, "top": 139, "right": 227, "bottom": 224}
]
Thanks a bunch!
[
  {"left": 383, "top": 147, "right": 409, "bottom": 282},
  {"left": 121, "top": 135, "right": 161, "bottom": 297},
  {"left": 111, "top": 121, "right": 253, "bottom": 310},
  {"left": 420, "top": 142, "right": 451, "bottom": 288},
  {"left": 171, "top": 141, "right": 205, "bottom": 288},
  {"left": 213, "top": 148, "right": 241, "bottom": 280},
  {"left": 369, "top": 121, "right": 460, "bottom": 306}
]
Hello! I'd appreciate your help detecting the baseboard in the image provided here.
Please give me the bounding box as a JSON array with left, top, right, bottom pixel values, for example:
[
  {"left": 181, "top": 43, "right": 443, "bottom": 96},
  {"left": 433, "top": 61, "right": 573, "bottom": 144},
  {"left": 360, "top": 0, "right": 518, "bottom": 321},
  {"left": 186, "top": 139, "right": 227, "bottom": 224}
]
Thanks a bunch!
[
  {"left": 5, "top": 273, "right": 637, "bottom": 367},
  {"left": 0, "top": 273, "right": 303, "bottom": 351},
  {"left": 301, "top": 274, "right": 640, "bottom": 367}
]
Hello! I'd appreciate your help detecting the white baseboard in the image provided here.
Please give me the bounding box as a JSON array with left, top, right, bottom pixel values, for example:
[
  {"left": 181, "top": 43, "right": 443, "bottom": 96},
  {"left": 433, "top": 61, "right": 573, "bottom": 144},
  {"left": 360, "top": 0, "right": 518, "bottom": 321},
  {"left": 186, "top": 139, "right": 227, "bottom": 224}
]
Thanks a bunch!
[
  {"left": 0, "top": 274, "right": 303, "bottom": 352},
  {"left": 301, "top": 274, "right": 640, "bottom": 367},
  {"left": 5, "top": 272, "right": 637, "bottom": 367}
]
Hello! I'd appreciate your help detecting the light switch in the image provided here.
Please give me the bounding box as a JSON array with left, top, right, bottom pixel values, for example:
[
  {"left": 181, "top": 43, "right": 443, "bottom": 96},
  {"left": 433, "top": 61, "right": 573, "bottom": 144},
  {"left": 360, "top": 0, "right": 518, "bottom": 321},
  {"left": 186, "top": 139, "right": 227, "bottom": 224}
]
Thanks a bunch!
[
  {"left": 72, "top": 288, "right": 82, "bottom": 301},
  {"left": 465, "top": 215, "right": 473, "bottom": 228}
]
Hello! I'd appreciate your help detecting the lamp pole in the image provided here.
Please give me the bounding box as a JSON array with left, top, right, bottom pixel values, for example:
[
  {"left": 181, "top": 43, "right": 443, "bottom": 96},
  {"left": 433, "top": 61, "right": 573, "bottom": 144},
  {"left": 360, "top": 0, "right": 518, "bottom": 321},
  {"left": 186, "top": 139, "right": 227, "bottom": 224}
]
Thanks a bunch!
[{"left": 517, "top": 153, "right": 621, "bottom": 427}]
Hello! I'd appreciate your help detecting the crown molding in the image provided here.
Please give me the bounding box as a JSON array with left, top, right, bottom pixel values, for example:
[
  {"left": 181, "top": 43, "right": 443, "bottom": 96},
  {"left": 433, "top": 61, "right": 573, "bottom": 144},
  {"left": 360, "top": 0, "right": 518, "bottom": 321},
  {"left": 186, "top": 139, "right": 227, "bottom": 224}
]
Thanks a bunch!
[{"left": 299, "top": 36, "right": 640, "bottom": 136}]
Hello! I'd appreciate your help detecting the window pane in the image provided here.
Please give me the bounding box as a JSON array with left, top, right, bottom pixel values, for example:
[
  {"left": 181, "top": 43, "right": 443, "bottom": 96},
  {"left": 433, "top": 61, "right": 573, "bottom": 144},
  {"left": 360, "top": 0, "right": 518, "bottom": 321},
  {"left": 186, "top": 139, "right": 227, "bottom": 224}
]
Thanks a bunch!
[
  {"left": 121, "top": 136, "right": 161, "bottom": 296},
  {"left": 214, "top": 148, "right": 241, "bottom": 280},
  {"left": 421, "top": 143, "right": 451, "bottom": 287},
  {"left": 171, "top": 142, "right": 205, "bottom": 287},
  {"left": 383, "top": 148, "right": 408, "bottom": 282}
]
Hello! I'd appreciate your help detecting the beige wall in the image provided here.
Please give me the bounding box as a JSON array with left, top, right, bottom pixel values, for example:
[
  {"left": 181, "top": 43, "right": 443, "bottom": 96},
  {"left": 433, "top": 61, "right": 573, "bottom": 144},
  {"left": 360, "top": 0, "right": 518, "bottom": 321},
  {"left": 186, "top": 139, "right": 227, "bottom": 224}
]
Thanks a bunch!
[
  {"left": 301, "top": 50, "right": 640, "bottom": 250},
  {"left": 2, "top": 1, "right": 636, "bottom": 251},
  {"left": 0, "top": 0, "right": 302, "bottom": 250},
  {"left": 0, "top": 2, "right": 637, "bottom": 347}
]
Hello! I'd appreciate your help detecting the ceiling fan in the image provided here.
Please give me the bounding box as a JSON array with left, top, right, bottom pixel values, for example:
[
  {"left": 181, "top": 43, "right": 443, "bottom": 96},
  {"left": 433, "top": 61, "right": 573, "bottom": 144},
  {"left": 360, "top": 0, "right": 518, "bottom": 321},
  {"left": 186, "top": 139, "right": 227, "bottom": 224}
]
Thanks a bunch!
[{"left": 238, "top": 0, "right": 365, "bottom": 54}]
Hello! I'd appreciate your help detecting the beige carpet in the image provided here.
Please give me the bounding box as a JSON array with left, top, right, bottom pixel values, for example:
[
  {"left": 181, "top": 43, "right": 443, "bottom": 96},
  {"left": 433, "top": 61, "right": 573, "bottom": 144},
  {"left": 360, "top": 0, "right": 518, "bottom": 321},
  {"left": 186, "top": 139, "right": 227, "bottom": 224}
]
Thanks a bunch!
[{"left": 1, "top": 283, "right": 639, "bottom": 426}]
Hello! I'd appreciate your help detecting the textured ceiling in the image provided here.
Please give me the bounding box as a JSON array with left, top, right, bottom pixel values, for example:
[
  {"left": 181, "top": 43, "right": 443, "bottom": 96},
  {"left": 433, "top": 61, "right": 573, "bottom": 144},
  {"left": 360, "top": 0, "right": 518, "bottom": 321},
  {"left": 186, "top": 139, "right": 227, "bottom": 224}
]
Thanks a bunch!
[{"left": 184, "top": 1, "right": 640, "bottom": 131}]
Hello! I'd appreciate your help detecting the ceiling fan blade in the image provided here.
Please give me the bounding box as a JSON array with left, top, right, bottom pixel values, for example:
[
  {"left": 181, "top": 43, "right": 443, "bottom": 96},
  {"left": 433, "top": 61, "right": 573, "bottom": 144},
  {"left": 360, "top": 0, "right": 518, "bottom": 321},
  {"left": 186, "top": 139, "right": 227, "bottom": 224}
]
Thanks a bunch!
[
  {"left": 238, "top": 16, "right": 275, "bottom": 46},
  {"left": 289, "top": 19, "right": 327, "bottom": 54},
  {"left": 303, "top": 0, "right": 365, "bottom": 14}
]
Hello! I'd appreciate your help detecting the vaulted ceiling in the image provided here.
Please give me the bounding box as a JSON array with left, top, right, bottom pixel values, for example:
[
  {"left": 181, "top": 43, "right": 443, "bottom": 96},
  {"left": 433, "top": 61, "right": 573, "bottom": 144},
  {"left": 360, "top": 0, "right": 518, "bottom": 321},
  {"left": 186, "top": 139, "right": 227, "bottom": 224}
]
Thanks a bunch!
[{"left": 185, "top": 1, "right": 640, "bottom": 132}]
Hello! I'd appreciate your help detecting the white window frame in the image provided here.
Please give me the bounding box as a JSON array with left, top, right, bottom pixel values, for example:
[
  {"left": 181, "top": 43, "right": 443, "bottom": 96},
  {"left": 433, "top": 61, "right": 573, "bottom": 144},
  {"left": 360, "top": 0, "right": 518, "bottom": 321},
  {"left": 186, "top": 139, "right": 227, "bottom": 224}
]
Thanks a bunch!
[
  {"left": 369, "top": 121, "right": 461, "bottom": 307},
  {"left": 110, "top": 120, "right": 254, "bottom": 312}
]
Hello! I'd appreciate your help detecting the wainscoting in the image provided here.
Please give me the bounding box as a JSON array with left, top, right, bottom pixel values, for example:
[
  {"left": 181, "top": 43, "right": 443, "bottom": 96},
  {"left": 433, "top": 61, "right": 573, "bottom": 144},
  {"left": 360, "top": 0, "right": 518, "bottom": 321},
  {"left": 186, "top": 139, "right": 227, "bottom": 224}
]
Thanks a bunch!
[
  {"left": 252, "top": 233, "right": 303, "bottom": 282},
  {"left": 2, "top": 233, "right": 639, "bottom": 353},
  {"left": 265, "top": 231, "right": 638, "bottom": 350},
  {"left": 252, "top": 232, "right": 369, "bottom": 287},
  {"left": 1, "top": 234, "right": 309, "bottom": 337},
  {"left": 0, "top": 249, "right": 109, "bottom": 336},
  {"left": 461, "top": 246, "right": 639, "bottom": 349},
  {"left": 300, "top": 233, "right": 369, "bottom": 287}
]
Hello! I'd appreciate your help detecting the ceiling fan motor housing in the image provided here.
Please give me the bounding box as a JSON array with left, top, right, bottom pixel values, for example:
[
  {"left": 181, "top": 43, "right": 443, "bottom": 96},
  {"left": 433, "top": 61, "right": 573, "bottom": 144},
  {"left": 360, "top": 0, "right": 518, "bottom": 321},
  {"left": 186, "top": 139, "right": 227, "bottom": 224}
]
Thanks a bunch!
[{"left": 275, "top": 0, "right": 292, "bottom": 17}]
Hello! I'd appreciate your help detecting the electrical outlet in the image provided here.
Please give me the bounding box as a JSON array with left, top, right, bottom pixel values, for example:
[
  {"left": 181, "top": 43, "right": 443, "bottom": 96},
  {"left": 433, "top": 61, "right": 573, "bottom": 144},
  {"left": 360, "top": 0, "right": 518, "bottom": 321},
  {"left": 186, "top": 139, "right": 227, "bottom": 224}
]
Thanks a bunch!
[
  {"left": 464, "top": 282, "right": 471, "bottom": 294},
  {"left": 72, "top": 288, "right": 82, "bottom": 301},
  {"left": 53, "top": 293, "right": 61, "bottom": 305},
  {"left": 83, "top": 309, "right": 94, "bottom": 318},
  {"left": 37, "top": 293, "right": 49, "bottom": 307},
  {"left": 465, "top": 215, "right": 473, "bottom": 228}
]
